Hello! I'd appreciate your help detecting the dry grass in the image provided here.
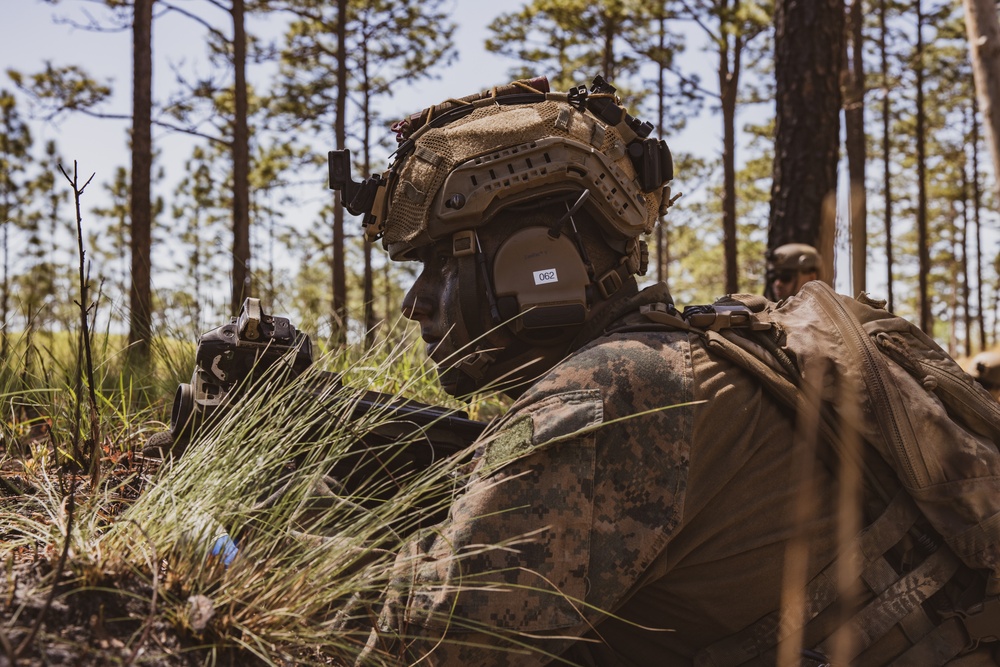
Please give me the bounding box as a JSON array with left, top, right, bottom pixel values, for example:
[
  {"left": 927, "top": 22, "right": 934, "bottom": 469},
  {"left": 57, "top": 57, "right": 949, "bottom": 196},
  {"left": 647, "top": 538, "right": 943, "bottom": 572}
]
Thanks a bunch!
[{"left": 0, "top": 321, "right": 512, "bottom": 666}]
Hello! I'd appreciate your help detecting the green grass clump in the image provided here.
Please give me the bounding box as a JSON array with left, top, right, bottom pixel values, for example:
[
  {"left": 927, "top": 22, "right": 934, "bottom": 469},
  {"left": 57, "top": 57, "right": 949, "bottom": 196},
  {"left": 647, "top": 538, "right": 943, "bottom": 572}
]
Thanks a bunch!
[{"left": 1, "top": 319, "right": 516, "bottom": 665}]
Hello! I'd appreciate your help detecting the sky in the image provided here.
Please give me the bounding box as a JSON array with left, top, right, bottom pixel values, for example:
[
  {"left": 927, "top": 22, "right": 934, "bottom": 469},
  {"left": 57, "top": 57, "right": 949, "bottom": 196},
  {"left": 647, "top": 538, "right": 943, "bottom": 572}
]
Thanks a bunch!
[
  {"left": 0, "top": 0, "right": 537, "bottom": 318},
  {"left": 0, "top": 0, "right": 520, "bottom": 202}
]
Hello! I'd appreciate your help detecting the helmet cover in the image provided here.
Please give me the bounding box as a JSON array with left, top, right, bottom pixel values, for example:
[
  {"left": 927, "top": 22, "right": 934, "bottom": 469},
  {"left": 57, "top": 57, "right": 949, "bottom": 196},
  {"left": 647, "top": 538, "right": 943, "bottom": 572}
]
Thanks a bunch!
[{"left": 368, "top": 77, "right": 673, "bottom": 276}]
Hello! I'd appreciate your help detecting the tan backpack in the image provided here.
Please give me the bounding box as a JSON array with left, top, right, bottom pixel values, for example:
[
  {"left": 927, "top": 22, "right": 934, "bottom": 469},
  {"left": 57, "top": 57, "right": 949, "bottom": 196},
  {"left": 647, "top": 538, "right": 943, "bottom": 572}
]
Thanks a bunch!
[{"left": 643, "top": 280, "right": 1000, "bottom": 664}]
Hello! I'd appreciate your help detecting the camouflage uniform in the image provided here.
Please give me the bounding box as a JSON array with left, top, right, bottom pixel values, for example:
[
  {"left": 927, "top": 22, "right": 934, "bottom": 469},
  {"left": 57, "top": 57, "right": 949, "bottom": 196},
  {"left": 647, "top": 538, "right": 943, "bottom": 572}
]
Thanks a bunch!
[
  {"left": 358, "top": 285, "right": 1000, "bottom": 666},
  {"left": 358, "top": 284, "right": 840, "bottom": 665},
  {"left": 336, "top": 77, "right": 999, "bottom": 667}
]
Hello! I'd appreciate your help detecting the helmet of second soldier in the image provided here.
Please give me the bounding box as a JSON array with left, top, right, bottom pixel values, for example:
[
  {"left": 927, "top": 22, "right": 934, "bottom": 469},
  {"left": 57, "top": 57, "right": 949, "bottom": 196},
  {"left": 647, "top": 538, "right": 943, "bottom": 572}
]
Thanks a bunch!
[
  {"left": 768, "top": 243, "right": 821, "bottom": 300},
  {"left": 970, "top": 350, "right": 1000, "bottom": 398},
  {"left": 767, "top": 243, "right": 822, "bottom": 273}
]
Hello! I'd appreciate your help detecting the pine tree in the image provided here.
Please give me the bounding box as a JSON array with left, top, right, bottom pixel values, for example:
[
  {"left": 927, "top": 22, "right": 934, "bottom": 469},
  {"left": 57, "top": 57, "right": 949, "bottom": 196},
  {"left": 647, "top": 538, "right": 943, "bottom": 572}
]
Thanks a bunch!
[
  {"left": 0, "top": 90, "right": 33, "bottom": 363},
  {"left": 269, "top": 0, "right": 456, "bottom": 345},
  {"left": 485, "top": 0, "right": 648, "bottom": 96},
  {"left": 769, "top": 0, "right": 843, "bottom": 290},
  {"left": 670, "top": 0, "right": 772, "bottom": 294}
]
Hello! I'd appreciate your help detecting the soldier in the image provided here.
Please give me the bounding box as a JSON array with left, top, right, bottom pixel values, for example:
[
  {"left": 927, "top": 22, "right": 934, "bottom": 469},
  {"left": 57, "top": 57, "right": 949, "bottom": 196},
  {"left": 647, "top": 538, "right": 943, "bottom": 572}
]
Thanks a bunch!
[
  {"left": 767, "top": 242, "right": 821, "bottom": 300},
  {"left": 332, "top": 77, "right": 999, "bottom": 665},
  {"left": 970, "top": 350, "right": 1000, "bottom": 400}
]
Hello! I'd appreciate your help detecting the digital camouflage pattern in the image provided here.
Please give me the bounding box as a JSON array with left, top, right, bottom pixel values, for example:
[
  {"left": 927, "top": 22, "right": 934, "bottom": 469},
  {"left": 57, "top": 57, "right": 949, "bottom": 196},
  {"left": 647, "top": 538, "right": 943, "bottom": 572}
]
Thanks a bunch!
[
  {"left": 355, "top": 282, "right": 1000, "bottom": 665},
  {"left": 360, "top": 289, "right": 693, "bottom": 665},
  {"left": 357, "top": 285, "right": 846, "bottom": 665}
]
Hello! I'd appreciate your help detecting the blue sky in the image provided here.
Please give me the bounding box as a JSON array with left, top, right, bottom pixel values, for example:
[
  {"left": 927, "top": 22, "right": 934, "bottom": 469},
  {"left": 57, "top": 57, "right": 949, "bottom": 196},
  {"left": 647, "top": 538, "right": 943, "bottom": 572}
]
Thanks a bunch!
[{"left": 0, "top": 0, "right": 516, "bottom": 200}]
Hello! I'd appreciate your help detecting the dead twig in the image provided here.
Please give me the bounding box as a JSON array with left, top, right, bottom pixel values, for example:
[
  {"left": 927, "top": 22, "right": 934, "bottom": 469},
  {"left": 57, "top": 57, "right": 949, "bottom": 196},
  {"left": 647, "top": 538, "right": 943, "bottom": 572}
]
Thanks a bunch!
[
  {"left": 0, "top": 625, "right": 16, "bottom": 666},
  {"left": 58, "top": 161, "right": 101, "bottom": 489}
]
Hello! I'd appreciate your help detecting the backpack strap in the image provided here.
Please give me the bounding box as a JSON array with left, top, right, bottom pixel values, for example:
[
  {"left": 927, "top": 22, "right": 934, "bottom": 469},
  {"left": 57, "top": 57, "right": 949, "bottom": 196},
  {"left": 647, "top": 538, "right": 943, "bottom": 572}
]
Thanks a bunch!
[
  {"left": 680, "top": 285, "right": 1000, "bottom": 665},
  {"left": 693, "top": 493, "right": 960, "bottom": 667}
]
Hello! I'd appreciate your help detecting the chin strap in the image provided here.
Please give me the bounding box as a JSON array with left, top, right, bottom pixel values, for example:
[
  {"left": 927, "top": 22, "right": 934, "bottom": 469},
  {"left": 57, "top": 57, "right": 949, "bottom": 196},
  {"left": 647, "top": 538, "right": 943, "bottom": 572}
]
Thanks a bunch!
[{"left": 446, "top": 229, "right": 505, "bottom": 395}]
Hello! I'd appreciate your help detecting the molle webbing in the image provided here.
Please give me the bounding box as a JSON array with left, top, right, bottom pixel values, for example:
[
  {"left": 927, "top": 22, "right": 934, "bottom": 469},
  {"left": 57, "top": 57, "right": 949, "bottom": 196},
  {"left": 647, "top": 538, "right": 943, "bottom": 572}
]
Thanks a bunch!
[
  {"left": 693, "top": 493, "right": 959, "bottom": 667},
  {"left": 666, "top": 283, "right": 1000, "bottom": 666}
]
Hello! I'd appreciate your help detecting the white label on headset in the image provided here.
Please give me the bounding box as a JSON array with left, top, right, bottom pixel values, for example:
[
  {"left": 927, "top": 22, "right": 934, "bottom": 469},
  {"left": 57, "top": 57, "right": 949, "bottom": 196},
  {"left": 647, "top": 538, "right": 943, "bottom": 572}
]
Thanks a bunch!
[{"left": 533, "top": 268, "right": 559, "bottom": 285}]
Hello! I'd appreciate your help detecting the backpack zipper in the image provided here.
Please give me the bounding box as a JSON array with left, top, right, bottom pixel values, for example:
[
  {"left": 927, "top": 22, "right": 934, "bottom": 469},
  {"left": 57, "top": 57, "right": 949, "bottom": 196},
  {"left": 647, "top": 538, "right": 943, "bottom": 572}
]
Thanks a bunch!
[{"left": 810, "top": 285, "right": 930, "bottom": 490}]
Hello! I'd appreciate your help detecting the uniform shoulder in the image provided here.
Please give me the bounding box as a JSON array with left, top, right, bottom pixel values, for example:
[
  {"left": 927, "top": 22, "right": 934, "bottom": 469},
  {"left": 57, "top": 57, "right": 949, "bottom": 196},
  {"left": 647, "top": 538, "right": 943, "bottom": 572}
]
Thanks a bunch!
[{"left": 523, "top": 329, "right": 692, "bottom": 412}]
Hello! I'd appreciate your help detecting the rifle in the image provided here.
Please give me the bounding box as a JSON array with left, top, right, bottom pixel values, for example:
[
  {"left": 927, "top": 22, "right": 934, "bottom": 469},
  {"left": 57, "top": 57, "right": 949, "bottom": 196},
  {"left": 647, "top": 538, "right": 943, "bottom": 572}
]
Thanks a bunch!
[{"left": 146, "top": 298, "right": 487, "bottom": 506}]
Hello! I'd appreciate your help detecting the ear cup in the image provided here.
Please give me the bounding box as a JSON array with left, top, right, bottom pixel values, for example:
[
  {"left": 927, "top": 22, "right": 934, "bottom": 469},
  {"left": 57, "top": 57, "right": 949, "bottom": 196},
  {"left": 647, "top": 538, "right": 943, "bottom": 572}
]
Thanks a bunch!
[{"left": 492, "top": 227, "right": 590, "bottom": 330}]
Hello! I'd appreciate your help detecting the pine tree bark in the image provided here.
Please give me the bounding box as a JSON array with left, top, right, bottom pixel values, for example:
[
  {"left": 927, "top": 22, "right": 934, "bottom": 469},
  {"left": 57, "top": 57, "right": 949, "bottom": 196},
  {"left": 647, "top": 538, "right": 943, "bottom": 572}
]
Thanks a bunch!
[
  {"left": 333, "top": 0, "right": 348, "bottom": 346},
  {"left": 880, "top": 0, "right": 895, "bottom": 311},
  {"left": 361, "top": 34, "right": 376, "bottom": 349},
  {"left": 769, "top": 0, "right": 843, "bottom": 286},
  {"left": 972, "top": 101, "right": 987, "bottom": 350},
  {"left": 128, "top": 0, "right": 153, "bottom": 366},
  {"left": 230, "top": 0, "right": 251, "bottom": 315},
  {"left": 844, "top": 0, "right": 866, "bottom": 295},
  {"left": 963, "top": 0, "right": 1000, "bottom": 204},
  {"left": 720, "top": 4, "right": 741, "bottom": 295},
  {"left": 915, "top": 0, "right": 930, "bottom": 333},
  {"left": 655, "top": 0, "right": 669, "bottom": 289},
  {"left": 961, "top": 163, "right": 972, "bottom": 357}
]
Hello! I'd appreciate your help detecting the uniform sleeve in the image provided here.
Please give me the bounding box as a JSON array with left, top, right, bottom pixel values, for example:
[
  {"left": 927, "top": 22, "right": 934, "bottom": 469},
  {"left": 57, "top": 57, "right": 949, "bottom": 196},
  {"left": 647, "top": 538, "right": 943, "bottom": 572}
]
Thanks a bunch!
[
  {"left": 358, "top": 389, "right": 603, "bottom": 665},
  {"left": 356, "top": 334, "right": 695, "bottom": 666}
]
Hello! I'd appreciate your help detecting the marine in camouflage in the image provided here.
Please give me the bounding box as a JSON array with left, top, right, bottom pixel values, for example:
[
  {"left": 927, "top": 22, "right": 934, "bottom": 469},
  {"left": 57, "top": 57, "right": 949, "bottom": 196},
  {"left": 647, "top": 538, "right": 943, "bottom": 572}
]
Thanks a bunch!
[{"left": 333, "top": 77, "right": 1000, "bottom": 666}]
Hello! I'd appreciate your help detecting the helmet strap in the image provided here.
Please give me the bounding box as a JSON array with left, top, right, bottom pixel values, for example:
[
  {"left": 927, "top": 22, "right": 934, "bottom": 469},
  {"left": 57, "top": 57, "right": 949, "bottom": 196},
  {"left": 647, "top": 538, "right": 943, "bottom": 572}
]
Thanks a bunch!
[{"left": 447, "top": 229, "right": 507, "bottom": 395}]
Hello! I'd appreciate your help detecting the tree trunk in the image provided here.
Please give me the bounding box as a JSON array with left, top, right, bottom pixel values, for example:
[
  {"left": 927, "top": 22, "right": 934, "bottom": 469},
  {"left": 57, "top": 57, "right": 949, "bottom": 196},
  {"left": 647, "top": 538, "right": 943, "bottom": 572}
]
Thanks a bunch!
[
  {"left": 769, "top": 0, "right": 843, "bottom": 286},
  {"left": 361, "top": 33, "right": 376, "bottom": 349},
  {"left": 127, "top": 0, "right": 153, "bottom": 366},
  {"left": 961, "top": 164, "right": 972, "bottom": 357},
  {"left": 948, "top": 227, "right": 958, "bottom": 357},
  {"left": 230, "top": 0, "right": 251, "bottom": 315},
  {"left": 963, "top": 0, "right": 1000, "bottom": 204},
  {"left": 844, "top": 0, "right": 867, "bottom": 296},
  {"left": 880, "top": 0, "right": 895, "bottom": 311},
  {"left": 656, "top": 2, "right": 669, "bottom": 289},
  {"left": 603, "top": 10, "right": 615, "bottom": 80},
  {"left": 915, "top": 0, "right": 931, "bottom": 333},
  {"left": 972, "top": 100, "right": 987, "bottom": 350},
  {"left": 332, "top": 0, "right": 348, "bottom": 346},
  {"left": 720, "top": 23, "right": 740, "bottom": 295}
]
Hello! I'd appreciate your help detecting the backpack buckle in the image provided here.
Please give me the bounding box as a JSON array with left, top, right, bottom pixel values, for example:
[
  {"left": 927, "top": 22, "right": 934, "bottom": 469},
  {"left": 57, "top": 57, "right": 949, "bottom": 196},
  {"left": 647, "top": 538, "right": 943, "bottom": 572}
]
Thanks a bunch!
[
  {"left": 946, "top": 595, "right": 1000, "bottom": 651},
  {"left": 682, "top": 304, "right": 771, "bottom": 332}
]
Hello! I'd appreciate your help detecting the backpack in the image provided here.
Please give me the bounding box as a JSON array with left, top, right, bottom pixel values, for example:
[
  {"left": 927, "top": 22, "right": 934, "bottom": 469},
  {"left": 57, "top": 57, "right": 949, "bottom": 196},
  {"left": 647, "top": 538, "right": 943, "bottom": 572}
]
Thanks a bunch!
[{"left": 642, "top": 280, "right": 1000, "bottom": 665}]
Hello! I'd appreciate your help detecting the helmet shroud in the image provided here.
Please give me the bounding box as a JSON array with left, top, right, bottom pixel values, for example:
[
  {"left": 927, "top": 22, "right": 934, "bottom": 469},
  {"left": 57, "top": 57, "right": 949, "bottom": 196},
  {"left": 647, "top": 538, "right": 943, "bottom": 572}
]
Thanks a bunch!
[{"left": 380, "top": 96, "right": 665, "bottom": 272}]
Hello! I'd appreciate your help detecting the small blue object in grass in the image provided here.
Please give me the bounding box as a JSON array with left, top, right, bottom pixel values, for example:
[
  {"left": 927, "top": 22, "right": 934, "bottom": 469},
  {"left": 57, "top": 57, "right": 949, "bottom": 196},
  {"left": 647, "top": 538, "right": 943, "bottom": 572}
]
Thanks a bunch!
[{"left": 211, "top": 534, "right": 238, "bottom": 566}]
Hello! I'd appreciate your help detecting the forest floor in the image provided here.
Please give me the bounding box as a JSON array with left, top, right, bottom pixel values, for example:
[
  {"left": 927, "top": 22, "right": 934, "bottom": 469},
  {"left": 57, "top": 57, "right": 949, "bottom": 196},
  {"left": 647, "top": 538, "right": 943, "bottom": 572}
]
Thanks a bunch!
[{"left": 1, "top": 448, "right": 277, "bottom": 667}]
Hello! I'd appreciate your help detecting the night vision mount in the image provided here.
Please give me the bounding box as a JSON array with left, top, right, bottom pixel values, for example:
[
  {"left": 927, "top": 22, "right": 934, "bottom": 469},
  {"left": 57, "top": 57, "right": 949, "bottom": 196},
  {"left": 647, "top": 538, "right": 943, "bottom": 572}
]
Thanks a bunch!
[
  {"left": 328, "top": 150, "right": 387, "bottom": 232},
  {"left": 571, "top": 75, "right": 673, "bottom": 191}
]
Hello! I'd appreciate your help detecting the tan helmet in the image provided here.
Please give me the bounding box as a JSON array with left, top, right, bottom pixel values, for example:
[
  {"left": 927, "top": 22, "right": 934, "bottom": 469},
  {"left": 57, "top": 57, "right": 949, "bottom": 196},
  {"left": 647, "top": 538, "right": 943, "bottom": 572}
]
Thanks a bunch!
[
  {"left": 329, "top": 76, "right": 673, "bottom": 395},
  {"left": 767, "top": 243, "right": 822, "bottom": 273},
  {"left": 329, "top": 76, "right": 672, "bottom": 324},
  {"left": 970, "top": 350, "right": 1000, "bottom": 390}
]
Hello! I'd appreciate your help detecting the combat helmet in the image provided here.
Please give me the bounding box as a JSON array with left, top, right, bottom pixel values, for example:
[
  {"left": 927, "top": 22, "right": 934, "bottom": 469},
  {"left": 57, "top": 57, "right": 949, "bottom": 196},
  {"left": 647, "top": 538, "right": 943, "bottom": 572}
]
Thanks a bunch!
[
  {"left": 767, "top": 243, "right": 822, "bottom": 273},
  {"left": 970, "top": 350, "right": 1000, "bottom": 392},
  {"left": 328, "top": 76, "right": 673, "bottom": 393}
]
